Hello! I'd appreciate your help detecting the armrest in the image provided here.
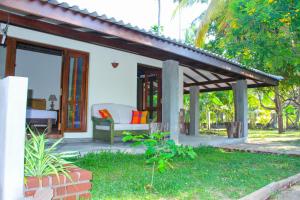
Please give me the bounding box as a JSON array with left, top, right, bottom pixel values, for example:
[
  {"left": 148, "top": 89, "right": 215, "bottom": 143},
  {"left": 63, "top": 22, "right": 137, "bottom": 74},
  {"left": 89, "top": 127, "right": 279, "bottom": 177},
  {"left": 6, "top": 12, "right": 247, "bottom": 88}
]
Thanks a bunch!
[{"left": 92, "top": 117, "right": 114, "bottom": 126}]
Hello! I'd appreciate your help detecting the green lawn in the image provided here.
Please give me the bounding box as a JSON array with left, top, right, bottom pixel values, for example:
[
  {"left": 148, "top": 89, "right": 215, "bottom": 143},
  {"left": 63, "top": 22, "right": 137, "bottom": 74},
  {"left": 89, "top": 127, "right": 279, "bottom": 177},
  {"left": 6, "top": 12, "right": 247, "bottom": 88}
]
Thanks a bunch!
[
  {"left": 73, "top": 147, "right": 300, "bottom": 200},
  {"left": 202, "top": 129, "right": 300, "bottom": 139}
]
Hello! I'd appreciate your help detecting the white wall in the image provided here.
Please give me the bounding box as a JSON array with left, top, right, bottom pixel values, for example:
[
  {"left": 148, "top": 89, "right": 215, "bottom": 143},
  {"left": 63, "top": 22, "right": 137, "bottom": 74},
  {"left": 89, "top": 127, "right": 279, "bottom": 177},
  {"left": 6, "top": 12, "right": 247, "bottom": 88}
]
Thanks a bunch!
[
  {"left": 15, "top": 49, "right": 62, "bottom": 110},
  {"left": 7, "top": 25, "right": 181, "bottom": 138},
  {"left": 0, "top": 76, "right": 28, "bottom": 200}
]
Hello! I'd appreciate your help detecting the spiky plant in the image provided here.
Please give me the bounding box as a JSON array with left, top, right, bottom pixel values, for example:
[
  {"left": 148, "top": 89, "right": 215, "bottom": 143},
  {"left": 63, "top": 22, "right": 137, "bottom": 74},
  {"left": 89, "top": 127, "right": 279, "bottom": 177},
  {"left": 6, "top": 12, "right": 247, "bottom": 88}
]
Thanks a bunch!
[{"left": 24, "top": 127, "right": 77, "bottom": 179}]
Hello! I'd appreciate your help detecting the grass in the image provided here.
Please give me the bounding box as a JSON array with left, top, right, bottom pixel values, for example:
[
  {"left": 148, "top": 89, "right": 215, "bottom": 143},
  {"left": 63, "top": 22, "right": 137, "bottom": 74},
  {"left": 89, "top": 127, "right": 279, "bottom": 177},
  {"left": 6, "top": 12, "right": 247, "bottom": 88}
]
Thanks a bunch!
[
  {"left": 72, "top": 147, "right": 300, "bottom": 200},
  {"left": 202, "top": 129, "right": 300, "bottom": 139}
]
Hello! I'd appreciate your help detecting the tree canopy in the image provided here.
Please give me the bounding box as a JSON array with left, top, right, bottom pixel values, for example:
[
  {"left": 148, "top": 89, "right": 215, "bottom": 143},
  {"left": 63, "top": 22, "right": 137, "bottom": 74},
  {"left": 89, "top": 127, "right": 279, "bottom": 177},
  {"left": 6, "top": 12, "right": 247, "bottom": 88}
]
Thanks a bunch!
[{"left": 176, "top": 0, "right": 300, "bottom": 132}]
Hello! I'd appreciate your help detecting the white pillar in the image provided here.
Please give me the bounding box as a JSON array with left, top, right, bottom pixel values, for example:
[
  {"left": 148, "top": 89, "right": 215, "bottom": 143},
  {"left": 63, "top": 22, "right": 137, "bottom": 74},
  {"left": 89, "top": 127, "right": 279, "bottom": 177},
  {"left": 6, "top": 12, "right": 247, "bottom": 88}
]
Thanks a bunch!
[
  {"left": 162, "top": 60, "right": 183, "bottom": 143},
  {"left": 232, "top": 80, "right": 248, "bottom": 138},
  {"left": 189, "top": 86, "right": 199, "bottom": 136},
  {"left": 0, "top": 76, "right": 28, "bottom": 200}
]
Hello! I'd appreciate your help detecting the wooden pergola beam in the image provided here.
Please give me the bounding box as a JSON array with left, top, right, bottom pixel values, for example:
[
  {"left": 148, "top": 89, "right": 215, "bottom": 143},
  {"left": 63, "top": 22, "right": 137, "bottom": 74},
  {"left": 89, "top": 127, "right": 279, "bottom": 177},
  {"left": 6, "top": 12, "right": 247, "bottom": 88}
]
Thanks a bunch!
[
  {"left": 184, "top": 78, "right": 237, "bottom": 87},
  {"left": 184, "top": 82, "right": 271, "bottom": 94},
  {"left": 183, "top": 73, "right": 209, "bottom": 89},
  {"left": 211, "top": 73, "right": 232, "bottom": 87}
]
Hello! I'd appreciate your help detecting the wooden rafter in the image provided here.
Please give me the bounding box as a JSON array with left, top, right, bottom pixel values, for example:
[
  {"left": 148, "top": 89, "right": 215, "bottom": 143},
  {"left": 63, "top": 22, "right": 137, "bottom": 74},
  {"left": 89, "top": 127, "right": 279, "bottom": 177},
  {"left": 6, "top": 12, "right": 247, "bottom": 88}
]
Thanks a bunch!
[
  {"left": 188, "top": 68, "right": 222, "bottom": 88},
  {"left": 211, "top": 73, "right": 232, "bottom": 87},
  {"left": 184, "top": 82, "right": 271, "bottom": 94},
  {"left": 183, "top": 73, "right": 209, "bottom": 89},
  {"left": 184, "top": 78, "right": 237, "bottom": 87}
]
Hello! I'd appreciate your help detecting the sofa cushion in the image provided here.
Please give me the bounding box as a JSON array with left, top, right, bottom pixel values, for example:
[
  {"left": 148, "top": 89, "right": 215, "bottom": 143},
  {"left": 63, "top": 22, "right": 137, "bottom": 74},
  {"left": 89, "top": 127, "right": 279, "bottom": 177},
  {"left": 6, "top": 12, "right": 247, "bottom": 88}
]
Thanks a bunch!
[
  {"left": 98, "top": 109, "right": 112, "bottom": 119},
  {"left": 92, "top": 103, "right": 137, "bottom": 124},
  {"left": 131, "top": 111, "right": 148, "bottom": 124},
  {"left": 96, "top": 124, "right": 149, "bottom": 131}
]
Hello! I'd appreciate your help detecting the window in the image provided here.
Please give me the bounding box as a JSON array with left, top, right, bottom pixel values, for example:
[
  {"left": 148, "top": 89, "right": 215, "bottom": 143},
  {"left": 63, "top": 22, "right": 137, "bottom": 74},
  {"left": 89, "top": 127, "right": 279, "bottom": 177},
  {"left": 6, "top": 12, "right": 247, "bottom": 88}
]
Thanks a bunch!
[{"left": 62, "top": 50, "right": 89, "bottom": 132}]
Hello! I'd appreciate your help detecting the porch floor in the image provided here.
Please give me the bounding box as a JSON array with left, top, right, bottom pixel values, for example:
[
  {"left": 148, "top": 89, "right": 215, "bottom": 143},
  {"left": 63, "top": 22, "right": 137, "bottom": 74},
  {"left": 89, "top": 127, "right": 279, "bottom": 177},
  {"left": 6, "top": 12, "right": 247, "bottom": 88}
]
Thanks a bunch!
[{"left": 53, "top": 134, "right": 245, "bottom": 156}]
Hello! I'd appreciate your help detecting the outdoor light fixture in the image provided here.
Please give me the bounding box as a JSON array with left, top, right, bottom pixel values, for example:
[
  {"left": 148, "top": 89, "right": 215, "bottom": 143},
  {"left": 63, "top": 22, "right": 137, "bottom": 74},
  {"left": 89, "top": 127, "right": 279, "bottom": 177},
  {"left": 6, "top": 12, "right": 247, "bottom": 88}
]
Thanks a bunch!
[
  {"left": 111, "top": 61, "right": 119, "bottom": 68},
  {"left": 0, "top": 23, "right": 9, "bottom": 47},
  {"left": 48, "top": 94, "right": 57, "bottom": 110}
]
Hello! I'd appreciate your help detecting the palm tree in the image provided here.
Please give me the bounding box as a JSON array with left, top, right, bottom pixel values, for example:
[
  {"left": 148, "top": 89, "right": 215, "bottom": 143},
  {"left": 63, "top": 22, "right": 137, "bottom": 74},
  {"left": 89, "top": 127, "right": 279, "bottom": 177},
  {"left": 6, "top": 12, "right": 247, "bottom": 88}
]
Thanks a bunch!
[
  {"left": 157, "top": 0, "right": 161, "bottom": 31},
  {"left": 174, "top": 0, "right": 229, "bottom": 47}
]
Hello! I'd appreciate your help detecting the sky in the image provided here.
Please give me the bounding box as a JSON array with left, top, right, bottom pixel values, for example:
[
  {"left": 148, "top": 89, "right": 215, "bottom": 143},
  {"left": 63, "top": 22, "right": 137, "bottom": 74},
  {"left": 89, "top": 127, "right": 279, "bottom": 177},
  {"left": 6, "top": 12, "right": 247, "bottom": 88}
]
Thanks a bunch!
[{"left": 60, "top": 0, "right": 208, "bottom": 40}]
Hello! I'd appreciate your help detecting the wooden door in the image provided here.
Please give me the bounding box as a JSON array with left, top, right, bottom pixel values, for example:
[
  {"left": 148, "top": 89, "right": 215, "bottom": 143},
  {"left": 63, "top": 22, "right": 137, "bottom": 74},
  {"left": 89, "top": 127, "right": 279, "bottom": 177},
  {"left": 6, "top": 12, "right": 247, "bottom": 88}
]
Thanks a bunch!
[
  {"left": 143, "top": 69, "right": 162, "bottom": 122},
  {"left": 61, "top": 50, "right": 89, "bottom": 132}
]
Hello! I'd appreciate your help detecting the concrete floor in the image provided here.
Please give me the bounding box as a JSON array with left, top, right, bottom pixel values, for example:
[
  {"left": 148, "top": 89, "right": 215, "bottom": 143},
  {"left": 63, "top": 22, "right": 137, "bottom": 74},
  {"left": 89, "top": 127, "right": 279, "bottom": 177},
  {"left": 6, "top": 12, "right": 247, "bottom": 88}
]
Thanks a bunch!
[{"left": 52, "top": 134, "right": 245, "bottom": 156}]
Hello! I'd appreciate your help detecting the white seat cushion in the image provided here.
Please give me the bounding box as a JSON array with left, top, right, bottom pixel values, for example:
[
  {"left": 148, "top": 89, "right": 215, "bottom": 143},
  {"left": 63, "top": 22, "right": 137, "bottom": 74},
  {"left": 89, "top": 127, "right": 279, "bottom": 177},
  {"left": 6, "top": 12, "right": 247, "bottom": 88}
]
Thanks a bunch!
[{"left": 96, "top": 123, "right": 149, "bottom": 131}]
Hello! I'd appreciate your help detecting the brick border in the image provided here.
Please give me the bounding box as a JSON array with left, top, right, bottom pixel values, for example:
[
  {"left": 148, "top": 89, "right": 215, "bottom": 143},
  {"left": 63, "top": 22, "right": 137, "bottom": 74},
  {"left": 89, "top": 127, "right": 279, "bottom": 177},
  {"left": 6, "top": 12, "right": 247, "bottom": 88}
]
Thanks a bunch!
[{"left": 25, "top": 166, "right": 92, "bottom": 200}]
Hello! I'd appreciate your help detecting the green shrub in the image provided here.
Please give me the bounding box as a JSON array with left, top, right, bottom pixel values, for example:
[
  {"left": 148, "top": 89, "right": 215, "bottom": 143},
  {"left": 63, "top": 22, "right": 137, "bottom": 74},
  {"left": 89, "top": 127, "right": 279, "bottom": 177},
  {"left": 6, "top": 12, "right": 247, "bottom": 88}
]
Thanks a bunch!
[{"left": 24, "top": 127, "right": 76, "bottom": 179}]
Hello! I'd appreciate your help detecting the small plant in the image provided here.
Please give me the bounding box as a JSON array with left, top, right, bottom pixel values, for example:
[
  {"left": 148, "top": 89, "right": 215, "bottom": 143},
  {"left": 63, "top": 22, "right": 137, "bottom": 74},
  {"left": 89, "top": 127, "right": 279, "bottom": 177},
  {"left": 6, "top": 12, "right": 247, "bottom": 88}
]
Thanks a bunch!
[
  {"left": 24, "top": 127, "right": 76, "bottom": 180},
  {"left": 123, "top": 131, "right": 197, "bottom": 191}
]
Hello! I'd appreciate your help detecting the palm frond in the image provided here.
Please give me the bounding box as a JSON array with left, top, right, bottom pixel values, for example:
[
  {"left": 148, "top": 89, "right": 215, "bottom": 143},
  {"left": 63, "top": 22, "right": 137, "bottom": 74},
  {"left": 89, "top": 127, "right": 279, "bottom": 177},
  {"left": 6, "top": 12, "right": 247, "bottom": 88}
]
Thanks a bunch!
[
  {"left": 195, "top": 0, "right": 228, "bottom": 47},
  {"left": 24, "top": 127, "right": 77, "bottom": 179}
]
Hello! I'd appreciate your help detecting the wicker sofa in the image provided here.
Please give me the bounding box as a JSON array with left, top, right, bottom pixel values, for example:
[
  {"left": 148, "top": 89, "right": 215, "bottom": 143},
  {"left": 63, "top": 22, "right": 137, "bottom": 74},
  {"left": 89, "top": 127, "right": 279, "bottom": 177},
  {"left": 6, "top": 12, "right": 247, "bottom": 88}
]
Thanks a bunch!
[{"left": 92, "top": 103, "right": 150, "bottom": 144}]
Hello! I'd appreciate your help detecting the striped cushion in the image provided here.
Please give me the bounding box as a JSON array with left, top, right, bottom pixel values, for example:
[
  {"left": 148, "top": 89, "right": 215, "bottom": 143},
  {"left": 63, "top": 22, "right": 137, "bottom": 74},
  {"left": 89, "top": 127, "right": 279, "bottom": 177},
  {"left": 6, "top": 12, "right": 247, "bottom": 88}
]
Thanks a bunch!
[
  {"left": 98, "top": 109, "right": 112, "bottom": 119},
  {"left": 131, "top": 111, "right": 148, "bottom": 124}
]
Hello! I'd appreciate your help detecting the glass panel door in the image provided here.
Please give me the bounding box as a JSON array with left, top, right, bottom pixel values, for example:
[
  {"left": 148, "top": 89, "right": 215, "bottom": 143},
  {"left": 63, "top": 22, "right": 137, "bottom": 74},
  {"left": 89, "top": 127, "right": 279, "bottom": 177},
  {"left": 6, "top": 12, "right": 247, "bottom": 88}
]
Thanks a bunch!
[{"left": 62, "top": 51, "right": 88, "bottom": 132}]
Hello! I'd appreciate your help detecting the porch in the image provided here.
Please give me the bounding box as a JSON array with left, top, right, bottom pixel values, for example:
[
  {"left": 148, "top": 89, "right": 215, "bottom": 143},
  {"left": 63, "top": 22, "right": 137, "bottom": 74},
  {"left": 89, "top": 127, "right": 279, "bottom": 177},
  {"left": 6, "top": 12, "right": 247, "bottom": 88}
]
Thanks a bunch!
[{"left": 53, "top": 134, "right": 245, "bottom": 156}]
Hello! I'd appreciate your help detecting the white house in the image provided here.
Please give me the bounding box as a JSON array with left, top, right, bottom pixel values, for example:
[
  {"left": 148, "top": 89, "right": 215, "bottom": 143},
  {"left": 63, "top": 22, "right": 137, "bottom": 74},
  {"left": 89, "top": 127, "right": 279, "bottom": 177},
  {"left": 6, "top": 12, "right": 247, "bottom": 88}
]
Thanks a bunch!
[{"left": 0, "top": 0, "right": 282, "bottom": 142}]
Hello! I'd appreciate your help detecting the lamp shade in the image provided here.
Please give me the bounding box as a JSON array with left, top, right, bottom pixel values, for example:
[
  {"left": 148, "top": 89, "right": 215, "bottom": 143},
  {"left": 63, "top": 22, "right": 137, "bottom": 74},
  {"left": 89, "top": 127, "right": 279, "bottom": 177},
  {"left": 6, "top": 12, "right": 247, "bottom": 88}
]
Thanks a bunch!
[{"left": 48, "top": 94, "right": 57, "bottom": 101}]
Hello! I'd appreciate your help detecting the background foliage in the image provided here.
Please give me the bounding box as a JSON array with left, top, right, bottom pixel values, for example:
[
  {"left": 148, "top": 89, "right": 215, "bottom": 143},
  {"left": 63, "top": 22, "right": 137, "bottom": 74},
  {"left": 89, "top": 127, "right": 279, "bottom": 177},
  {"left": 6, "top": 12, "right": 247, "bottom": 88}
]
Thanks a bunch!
[{"left": 177, "top": 0, "right": 300, "bottom": 132}]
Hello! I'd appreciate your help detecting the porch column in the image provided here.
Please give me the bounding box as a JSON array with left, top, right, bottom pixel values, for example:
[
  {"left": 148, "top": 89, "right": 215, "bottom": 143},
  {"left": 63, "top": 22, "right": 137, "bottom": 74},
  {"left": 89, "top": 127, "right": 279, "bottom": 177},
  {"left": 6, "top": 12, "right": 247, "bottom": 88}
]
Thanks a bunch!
[
  {"left": 0, "top": 76, "right": 28, "bottom": 200},
  {"left": 232, "top": 80, "right": 248, "bottom": 138},
  {"left": 162, "top": 60, "right": 183, "bottom": 143},
  {"left": 189, "top": 86, "right": 200, "bottom": 136}
]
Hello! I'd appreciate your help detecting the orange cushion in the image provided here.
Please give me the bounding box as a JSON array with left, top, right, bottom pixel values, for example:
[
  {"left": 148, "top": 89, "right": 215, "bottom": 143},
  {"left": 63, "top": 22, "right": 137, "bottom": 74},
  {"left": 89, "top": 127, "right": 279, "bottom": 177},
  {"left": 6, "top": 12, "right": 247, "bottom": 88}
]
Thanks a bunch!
[
  {"left": 140, "top": 111, "right": 148, "bottom": 124},
  {"left": 98, "top": 109, "right": 112, "bottom": 119},
  {"left": 131, "top": 111, "right": 148, "bottom": 124}
]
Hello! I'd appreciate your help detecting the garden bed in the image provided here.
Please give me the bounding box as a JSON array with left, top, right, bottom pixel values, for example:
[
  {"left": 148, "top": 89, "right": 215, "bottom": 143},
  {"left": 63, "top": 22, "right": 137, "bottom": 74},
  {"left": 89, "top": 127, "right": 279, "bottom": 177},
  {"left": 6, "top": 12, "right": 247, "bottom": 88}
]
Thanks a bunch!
[{"left": 25, "top": 166, "right": 92, "bottom": 200}]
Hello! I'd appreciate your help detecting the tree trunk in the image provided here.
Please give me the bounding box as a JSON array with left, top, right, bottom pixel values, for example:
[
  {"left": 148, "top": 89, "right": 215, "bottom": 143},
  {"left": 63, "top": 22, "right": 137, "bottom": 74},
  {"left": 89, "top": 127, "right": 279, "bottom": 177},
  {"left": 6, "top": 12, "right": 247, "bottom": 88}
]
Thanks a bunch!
[
  {"left": 157, "top": 0, "right": 161, "bottom": 34},
  {"left": 296, "top": 87, "right": 300, "bottom": 128},
  {"left": 286, "top": 112, "right": 289, "bottom": 130},
  {"left": 274, "top": 87, "right": 284, "bottom": 133},
  {"left": 207, "top": 111, "right": 211, "bottom": 130}
]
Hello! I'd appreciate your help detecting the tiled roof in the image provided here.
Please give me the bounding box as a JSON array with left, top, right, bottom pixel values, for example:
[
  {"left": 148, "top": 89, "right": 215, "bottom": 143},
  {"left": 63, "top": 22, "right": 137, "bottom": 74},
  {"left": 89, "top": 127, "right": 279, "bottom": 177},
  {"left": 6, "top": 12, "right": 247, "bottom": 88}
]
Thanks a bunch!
[{"left": 44, "top": 0, "right": 282, "bottom": 81}]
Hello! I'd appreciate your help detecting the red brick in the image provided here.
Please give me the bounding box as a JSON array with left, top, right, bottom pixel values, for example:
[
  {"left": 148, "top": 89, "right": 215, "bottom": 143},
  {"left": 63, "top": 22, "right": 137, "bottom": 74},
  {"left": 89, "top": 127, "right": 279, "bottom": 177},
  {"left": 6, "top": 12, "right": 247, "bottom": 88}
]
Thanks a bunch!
[
  {"left": 25, "top": 177, "right": 39, "bottom": 189},
  {"left": 42, "top": 176, "right": 50, "bottom": 187},
  {"left": 24, "top": 190, "right": 36, "bottom": 197},
  {"left": 63, "top": 195, "right": 77, "bottom": 200},
  {"left": 66, "top": 172, "right": 79, "bottom": 183},
  {"left": 52, "top": 174, "right": 66, "bottom": 185},
  {"left": 54, "top": 186, "right": 67, "bottom": 196},
  {"left": 79, "top": 170, "right": 92, "bottom": 181},
  {"left": 66, "top": 182, "right": 91, "bottom": 194},
  {"left": 79, "top": 193, "right": 91, "bottom": 199},
  {"left": 67, "top": 165, "right": 80, "bottom": 172}
]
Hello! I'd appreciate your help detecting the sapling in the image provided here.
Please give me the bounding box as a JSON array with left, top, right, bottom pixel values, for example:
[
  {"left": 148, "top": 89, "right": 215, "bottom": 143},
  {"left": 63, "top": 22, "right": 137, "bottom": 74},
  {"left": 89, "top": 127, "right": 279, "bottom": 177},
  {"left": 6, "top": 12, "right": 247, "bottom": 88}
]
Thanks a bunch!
[{"left": 123, "top": 131, "right": 197, "bottom": 191}]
